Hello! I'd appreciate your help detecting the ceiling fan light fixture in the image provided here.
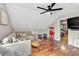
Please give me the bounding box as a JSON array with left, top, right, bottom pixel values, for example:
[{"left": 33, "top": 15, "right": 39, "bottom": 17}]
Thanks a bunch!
[
  {"left": 37, "top": 3, "right": 63, "bottom": 15},
  {"left": 47, "top": 12, "right": 52, "bottom": 15},
  {"left": 50, "top": 12, "right": 52, "bottom": 15}
]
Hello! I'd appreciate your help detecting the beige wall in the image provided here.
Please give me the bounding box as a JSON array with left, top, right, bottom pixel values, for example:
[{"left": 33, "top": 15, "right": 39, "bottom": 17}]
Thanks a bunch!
[{"left": 0, "top": 3, "right": 13, "bottom": 40}]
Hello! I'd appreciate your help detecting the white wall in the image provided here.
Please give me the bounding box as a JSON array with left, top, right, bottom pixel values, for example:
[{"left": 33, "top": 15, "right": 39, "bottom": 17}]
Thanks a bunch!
[
  {"left": 53, "top": 10, "right": 79, "bottom": 43},
  {"left": 0, "top": 3, "right": 13, "bottom": 40},
  {"left": 51, "top": 9, "right": 79, "bottom": 48},
  {"left": 5, "top": 3, "right": 53, "bottom": 31},
  {"left": 53, "top": 18, "right": 61, "bottom": 41},
  {"left": 68, "top": 29, "right": 79, "bottom": 47}
]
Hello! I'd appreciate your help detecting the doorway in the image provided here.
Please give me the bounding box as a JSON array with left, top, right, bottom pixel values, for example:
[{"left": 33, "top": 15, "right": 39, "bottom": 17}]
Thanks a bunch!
[{"left": 60, "top": 20, "right": 68, "bottom": 44}]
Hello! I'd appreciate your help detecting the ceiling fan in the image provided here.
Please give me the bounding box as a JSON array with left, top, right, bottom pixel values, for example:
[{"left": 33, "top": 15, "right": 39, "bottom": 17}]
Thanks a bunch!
[{"left": 37, "top": 3, "right": 63, "bottom": 15}]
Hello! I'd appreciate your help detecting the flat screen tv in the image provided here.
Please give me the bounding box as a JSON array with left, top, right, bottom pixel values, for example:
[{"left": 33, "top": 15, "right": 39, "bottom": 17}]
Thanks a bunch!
[{"left": 67, "top": 16, "right": 79, "bottom": 29}]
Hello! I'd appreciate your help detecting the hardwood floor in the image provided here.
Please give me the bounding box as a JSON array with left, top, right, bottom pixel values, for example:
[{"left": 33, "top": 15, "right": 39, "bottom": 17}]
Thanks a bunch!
[{"left": 32, "top": 39, "right": 79, "bottom": 56}]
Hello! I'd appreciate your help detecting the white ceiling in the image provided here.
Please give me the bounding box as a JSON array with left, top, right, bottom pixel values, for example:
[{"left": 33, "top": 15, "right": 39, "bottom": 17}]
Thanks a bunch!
[{"left": 5, "top": 3, "right": 79, "bottom": 31}]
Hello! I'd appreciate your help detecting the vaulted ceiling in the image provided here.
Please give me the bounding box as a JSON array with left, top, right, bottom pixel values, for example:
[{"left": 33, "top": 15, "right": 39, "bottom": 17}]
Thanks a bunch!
[{"left": 5, "top": 3, "right": 79, "bottom": 31}]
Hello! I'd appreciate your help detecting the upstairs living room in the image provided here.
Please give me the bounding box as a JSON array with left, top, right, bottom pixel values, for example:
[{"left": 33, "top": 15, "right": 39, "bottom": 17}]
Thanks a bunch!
[{"left": 0, "top": 3, "right": 79, "bottom": 56}]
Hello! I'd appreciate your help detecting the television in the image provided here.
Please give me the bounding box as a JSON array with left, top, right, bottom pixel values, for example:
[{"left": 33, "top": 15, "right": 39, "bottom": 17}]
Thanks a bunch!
[{"left": 67, "top": 16, "right": 79, "bottom": 29}]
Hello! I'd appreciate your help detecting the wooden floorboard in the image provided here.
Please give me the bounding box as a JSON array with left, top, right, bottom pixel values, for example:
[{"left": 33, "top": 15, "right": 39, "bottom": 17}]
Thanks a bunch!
[{"left": 32, "top": 39, "right": 79, "bottom": 56}]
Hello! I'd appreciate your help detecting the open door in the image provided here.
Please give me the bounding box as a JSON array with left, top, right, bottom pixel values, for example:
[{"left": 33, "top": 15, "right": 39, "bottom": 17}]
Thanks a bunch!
[{"left": 60, "top": 20, "right": 68, "bottom": 44}]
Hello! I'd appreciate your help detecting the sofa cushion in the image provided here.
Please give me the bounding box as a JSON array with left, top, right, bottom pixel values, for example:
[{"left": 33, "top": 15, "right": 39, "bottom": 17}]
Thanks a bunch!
[
  {"left": 2, "top": 37, "right": 9, "bottom": 44},
  {"left": 1, "top": 32, "right": 17, "bottom": 44},
  {"left": 2, "top": 36, "right": 13, "bottom": 44}
]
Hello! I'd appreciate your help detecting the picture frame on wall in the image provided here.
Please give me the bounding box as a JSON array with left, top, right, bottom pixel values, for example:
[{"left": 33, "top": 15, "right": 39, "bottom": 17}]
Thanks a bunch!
[{"left": 0, "top": 9, "right": 8, "bottom": 25}]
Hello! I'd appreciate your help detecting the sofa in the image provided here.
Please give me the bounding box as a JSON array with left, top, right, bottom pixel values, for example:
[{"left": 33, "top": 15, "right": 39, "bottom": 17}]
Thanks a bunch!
[{"left": 0, "top": 32, "right": 31, "bottom": 56}]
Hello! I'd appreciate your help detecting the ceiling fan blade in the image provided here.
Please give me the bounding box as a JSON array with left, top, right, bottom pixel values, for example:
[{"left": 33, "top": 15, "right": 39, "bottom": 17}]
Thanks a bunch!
[
  {"left": 40, "top": 10, "right": 48, "bottom": 14},
  {"left": 37, "top": 6, "right": 48, "bottom": 10},
  {"left": 50, "top": 3, "right": 56, "bottom": 8},
  {"left": 51, "top": 8, "right": 63, "bottom": 11}
]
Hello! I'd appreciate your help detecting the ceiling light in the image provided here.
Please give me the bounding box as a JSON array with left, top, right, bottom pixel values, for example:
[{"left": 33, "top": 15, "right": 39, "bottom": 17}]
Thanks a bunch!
[
  {"left": 47, "top": 12, "right": 50, "bottom": 15},
  {"left": 47, "top": 12, "right": 52, "bottom": 15}
]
